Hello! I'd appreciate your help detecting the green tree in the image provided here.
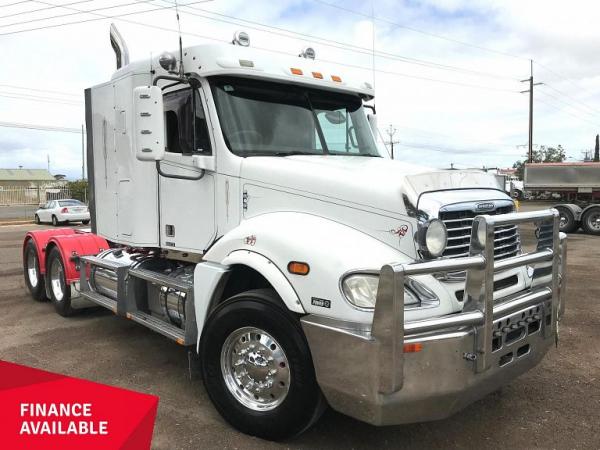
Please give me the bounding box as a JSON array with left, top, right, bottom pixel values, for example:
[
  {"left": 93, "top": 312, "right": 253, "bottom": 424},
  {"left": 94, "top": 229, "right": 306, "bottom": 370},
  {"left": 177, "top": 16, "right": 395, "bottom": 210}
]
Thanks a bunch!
[
  {"left": 512, "top": 145, "right": 566, "bottom": 179},
  {"left": 67, "top": 180, "right": 89, "bottom": 203}
]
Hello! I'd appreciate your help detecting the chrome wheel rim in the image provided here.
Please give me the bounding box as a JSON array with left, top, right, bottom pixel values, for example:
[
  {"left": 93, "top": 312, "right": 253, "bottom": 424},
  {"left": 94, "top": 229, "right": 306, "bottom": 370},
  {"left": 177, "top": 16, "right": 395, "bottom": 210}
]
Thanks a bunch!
[
  {"left": 587, "top": 212, "right": 600, "bottom": 231},
  {"left": 50, "top": 258, "right": 65, "bottom": 301},
  {"left": 26, "top": 250, "right": 38, "bottom": 288},
  {"left": 220, "top": 327, "right": 290, "bottom": 411}
]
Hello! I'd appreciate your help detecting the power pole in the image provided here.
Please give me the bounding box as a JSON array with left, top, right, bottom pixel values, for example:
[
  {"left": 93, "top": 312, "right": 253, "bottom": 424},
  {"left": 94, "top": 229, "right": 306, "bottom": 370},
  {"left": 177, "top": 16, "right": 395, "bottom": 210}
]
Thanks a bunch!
[
  {"left": 385, "top": 124, "right": 400, "bottom": 159},
  {"left": 81, "top": 124, "right": 85, "bottom": 180},
  {"left": 595, "top": 134, "right": 599, "bottom": 162},
  {"left": 520, "top": 59, "right": 543, "bottom": 163}
]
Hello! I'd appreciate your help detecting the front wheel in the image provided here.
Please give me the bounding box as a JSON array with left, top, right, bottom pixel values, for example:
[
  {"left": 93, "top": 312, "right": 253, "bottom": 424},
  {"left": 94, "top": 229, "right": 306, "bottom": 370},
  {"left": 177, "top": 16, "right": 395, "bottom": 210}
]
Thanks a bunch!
[
  {"left": 200, "top": 289, "right": 325, "bottom": 441},
  {"left": 46, "top": 247, "right": 74, "bottom": 316},
  {"left": 34, "top": 214, "right": 41, "bottom": 224}
]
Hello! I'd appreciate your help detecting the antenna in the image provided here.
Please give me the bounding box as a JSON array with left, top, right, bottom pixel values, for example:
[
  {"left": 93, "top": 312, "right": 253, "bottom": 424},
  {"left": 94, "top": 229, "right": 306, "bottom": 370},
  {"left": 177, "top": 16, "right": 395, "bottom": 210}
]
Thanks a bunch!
[
  {"left": 174, "top": 0, "right": 184, "bottom": 77},
  {"left": 370, "top": 0, "right": 376, "bottom": 100}
]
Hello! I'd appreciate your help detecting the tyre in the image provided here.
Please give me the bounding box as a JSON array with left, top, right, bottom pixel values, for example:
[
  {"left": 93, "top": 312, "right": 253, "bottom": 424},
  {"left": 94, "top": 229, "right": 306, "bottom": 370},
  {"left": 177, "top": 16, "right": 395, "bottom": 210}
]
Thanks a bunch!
[
  {"left": 34, "top": 214, "right": 41, "bottom": 225},
  {"left": 51, "top": 215, "right": 59, "bottom": 227},
  {"left": 581, "top": 207, "right": 600, "bottom": 236},
  {"left": 23, "top": 240, "right": 47, "bottom": 301},
  {"left": 555, "top": 206, "right": 579, "bottom": 233},
  {"left": 82, "top": 219, "right": 90, "bottom": 225},
  {"left": 45, "top": 247, "right": 74, "bottom": 317},
  {"left": 200, "top": 289, "right": 325, "bottom": 441}
]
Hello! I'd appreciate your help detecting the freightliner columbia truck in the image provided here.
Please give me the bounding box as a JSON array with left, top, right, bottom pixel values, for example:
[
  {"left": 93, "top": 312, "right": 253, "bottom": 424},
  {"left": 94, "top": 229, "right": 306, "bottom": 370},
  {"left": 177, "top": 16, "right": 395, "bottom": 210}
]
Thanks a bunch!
[{"left": 22, "top": 26, "right": 568, "bottom": 440}]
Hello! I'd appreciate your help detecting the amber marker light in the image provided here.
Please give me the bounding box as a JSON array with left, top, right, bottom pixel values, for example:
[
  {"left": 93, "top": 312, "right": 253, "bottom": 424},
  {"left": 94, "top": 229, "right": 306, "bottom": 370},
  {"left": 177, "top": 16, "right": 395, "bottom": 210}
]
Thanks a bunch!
[
  {"left": 288, "top": 261, "right": 310, "bottom": 275},
  {"left": 312, "top": 71, "right": 323, "bottom": 79},
  {"left": 403, "top": 343, "right": 423, "bottom": 353},
  {"left": 291, "top": 68, "right": 303, "bottom": 75},
  {"left": 331, "top": 75, "right": 342, "bottom": 82}
]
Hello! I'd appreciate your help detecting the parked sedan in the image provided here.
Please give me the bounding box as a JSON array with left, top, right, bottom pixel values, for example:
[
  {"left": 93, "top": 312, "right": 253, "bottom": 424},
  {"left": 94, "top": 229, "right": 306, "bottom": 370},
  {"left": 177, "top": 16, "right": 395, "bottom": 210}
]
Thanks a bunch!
[{"left": 35, "top": 199, "right": 90, "bottom": 226}]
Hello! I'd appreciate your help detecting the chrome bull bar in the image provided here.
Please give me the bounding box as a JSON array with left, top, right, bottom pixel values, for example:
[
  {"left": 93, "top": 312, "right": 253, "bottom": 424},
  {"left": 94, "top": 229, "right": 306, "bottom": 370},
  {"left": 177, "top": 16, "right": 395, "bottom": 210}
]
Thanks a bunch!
[{"left": 374, "top": 208, "right": 567, "bottom": 394}]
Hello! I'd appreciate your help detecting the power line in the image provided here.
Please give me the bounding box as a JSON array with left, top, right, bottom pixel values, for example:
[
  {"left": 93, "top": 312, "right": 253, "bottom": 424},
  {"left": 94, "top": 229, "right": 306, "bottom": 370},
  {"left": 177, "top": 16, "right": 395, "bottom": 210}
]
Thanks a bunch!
[
  {"left": 0, "top": 1, "right": 34, "bottom": 9},
  {"left": 537, "top": 89, "right": 600, "bottom": 120},
  {"left": 0, "top": 0, "right": 212, "bottom": 35},
  {"left": 535, "top": 97, "right": 599, "bottom": 128},
  {"left": 534, "top": 60, "right": 599, "bottom": 101},
  {"left": 1, "top": 0, "right": 158, "bottom": 28},
  {"left": 0, "top": 83, "right": 81, "bottom": 98},
  {"left": 0, "top": 120, "right": 81, "bottom": 133},
  {"left": 153, "top": 0, "right": 521, "bottom": 82},
  {"left": 0, "top": 92, "right": 81, "bottom": 106},
  {"left": 310, "top": 0, "right": 527, "bottom": 61},
  {"left": 0, "top": 0, "right": 92, "bottom": 20},
  {"left": 542, "top": 83, "right": 600, "bottom": 116},
  {"left": 0, "top": 2, "right": 519, "bottom": 94}
]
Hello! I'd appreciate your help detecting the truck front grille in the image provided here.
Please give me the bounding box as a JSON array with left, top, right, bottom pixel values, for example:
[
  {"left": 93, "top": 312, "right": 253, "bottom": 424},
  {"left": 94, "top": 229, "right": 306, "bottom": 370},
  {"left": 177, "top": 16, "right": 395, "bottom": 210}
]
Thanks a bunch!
[{"left": 439, "top": 204, "right": 520, "bottom": 260}]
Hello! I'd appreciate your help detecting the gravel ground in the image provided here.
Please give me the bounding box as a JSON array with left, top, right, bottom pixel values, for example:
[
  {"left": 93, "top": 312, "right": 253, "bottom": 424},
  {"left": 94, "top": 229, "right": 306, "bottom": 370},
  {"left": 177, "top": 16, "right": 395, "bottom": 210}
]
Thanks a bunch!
[{"left": 1, "top": 202, "right": 599, "bottom": 449}]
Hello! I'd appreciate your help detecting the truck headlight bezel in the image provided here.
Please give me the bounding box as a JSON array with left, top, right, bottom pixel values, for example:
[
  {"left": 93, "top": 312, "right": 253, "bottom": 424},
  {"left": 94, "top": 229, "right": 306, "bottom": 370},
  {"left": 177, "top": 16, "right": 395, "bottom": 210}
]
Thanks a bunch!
[
  {"left": 418, "top": 218, "right": 448, "bottom": 258},
  {"left": 340, "top": 272, "right": 440, "bottom": 310}
]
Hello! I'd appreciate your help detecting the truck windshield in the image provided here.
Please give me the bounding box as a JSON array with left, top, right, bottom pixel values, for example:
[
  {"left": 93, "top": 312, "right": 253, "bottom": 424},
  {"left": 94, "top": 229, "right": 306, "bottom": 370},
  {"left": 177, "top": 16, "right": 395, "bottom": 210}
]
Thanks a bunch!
[{"left": 209, "top": 76, "right": 380, "bottom": 157}]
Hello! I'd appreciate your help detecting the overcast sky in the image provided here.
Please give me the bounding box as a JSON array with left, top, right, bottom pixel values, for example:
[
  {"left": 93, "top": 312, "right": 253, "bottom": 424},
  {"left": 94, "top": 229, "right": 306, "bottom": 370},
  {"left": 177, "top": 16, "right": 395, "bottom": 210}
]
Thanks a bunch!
[{"left": 1, "top": 0, "right": 600, "bottom": 178}]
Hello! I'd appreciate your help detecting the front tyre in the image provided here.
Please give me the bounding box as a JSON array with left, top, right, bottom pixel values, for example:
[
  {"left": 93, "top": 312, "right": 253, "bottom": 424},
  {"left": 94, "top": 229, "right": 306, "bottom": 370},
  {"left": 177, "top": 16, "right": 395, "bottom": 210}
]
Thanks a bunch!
[
  {"left": 23, "top": 240, "right": 47, "bottom": 301},
  {"left": 200, "top": 289, "right": 325, "bottom": 441},
  {"left": 46, "top": 247, "right": 74, "bottom": 316}
]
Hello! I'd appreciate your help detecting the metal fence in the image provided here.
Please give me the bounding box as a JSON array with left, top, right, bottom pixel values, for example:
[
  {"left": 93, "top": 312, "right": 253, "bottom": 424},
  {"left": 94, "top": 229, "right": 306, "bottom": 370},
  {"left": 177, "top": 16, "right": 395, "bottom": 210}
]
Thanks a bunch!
[{"left": 0, "top": 185, "right": 71, "bottom": 206}]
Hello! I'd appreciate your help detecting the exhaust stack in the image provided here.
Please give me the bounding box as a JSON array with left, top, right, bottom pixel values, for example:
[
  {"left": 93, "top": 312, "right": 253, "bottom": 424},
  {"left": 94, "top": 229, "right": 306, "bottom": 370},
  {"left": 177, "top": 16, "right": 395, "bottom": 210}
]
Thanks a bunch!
[{"left": 109, "top": 23, "right": 129, "bottom": 69}]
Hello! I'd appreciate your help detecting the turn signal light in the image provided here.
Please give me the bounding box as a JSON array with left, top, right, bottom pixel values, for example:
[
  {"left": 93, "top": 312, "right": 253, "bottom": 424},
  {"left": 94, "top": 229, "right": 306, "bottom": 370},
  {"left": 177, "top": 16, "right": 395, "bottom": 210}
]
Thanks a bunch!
[
  {"left": 290, "top": 68, "right": 303, "bottom": 75},
  {"left": 403, "top": 343, "right": 423, "bottom": 353},
  {"left": 331, "top": 75, "right": 342, "bottom": 82},
  {"left": 288, "top": 261, "right": 310, "bottom": 275}
]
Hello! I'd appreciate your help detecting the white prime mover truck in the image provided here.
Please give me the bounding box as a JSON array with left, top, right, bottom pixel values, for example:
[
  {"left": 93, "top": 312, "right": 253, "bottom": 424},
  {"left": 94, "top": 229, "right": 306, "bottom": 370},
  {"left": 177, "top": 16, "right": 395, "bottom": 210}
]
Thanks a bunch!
[{"left": 22, "top": 27, "right": 567, "bottom": 440}]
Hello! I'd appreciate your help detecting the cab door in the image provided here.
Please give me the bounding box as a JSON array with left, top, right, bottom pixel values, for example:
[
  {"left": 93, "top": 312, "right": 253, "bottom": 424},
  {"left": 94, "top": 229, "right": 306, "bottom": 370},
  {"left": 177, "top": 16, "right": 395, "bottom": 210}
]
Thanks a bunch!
[{"left": 158, "top": 86, "right": 216, "bottom": 253}]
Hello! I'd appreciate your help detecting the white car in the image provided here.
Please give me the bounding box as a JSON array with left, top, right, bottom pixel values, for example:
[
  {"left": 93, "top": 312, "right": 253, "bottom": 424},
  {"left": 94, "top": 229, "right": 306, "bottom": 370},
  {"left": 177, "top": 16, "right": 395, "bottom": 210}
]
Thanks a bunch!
[{"left": 35, "top": 199, "right": 90, "bottom": 226}]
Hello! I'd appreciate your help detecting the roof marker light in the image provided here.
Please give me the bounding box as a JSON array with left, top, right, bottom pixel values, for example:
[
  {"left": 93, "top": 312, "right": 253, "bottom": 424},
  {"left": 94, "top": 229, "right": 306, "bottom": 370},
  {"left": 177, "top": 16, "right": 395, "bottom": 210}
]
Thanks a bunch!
[
  {"left": 312, "top": 71, "right": 323, "bottom": 79},
  {"left": 232, "top": 30, "right": 250, "bottom": 47},
  {"left": 299, "top": 47, "right": 316, "bottom": 59},
  {"left": 331, "top": 75, "right": 342, "bottom": 82},
  {"left": 290, "top": 68, "right": 303, "bottom": 75}
]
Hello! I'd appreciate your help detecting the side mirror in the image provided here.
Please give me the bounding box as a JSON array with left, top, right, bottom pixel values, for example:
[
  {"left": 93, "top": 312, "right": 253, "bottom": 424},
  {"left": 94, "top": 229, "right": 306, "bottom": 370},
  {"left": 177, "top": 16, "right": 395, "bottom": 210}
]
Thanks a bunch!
[
  {"left": 133, "top": 86, "right": 165, "bottom": 161},
  {"left": 367, "top": 113, "right": 378, "bottom": 137}
]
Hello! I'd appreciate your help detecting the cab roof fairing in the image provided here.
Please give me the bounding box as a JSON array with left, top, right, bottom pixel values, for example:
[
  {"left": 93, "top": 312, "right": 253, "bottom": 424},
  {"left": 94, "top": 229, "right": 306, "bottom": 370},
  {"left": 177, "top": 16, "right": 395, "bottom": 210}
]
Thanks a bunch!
[{"left": 111, "top": 43, "right": 375, "bottom": 100}]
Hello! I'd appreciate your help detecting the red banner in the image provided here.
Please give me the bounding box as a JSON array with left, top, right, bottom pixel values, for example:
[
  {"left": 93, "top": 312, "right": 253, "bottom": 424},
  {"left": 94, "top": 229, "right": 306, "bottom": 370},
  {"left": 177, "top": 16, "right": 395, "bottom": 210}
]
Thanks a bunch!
[{"left": 0, "top": 360, "right": 158, "bottom": 449}]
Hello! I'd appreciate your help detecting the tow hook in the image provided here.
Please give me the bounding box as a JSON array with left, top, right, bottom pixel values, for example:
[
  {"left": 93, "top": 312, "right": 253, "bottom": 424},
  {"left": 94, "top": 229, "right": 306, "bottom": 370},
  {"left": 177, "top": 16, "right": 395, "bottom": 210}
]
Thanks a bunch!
[{"left": 463, "top": 352, "right": 477, "bottom": 362}]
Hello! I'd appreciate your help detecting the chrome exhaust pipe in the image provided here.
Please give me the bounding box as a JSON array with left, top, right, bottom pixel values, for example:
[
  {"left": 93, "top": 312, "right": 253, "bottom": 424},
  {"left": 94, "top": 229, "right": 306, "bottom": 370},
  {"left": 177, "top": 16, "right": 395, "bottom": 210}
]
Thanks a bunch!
[{"left": 109, "top": 23, "right": 129, "bottom": 69}]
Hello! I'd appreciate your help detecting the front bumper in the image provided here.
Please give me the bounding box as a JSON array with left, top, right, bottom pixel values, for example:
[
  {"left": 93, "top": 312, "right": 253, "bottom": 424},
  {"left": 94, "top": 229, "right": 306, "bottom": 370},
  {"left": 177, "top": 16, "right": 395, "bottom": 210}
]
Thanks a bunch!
[{"left": 301, "top": 209, "right": 567, "bottom": 425}]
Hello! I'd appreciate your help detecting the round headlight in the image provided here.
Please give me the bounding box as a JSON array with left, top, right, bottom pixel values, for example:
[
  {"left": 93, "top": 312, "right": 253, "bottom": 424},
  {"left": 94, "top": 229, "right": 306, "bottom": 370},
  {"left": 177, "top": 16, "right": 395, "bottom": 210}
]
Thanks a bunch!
[{"left": 425, "top": 219, "right": 447, "bottom": 257}]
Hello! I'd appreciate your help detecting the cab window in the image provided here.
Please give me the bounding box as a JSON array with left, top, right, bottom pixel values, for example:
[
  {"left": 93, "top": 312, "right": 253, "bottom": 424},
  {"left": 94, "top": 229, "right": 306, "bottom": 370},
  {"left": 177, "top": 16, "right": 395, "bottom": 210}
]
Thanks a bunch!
[{"left": 163, "top": 88, "right": 212, "bottom": 155}]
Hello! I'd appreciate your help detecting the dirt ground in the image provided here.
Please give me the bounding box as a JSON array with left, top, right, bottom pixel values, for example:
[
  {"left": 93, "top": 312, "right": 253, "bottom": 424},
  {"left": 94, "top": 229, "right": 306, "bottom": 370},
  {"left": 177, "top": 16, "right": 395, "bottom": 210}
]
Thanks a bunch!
[{"left": 1, "top": 202, "right": 599, "bottom": 449}]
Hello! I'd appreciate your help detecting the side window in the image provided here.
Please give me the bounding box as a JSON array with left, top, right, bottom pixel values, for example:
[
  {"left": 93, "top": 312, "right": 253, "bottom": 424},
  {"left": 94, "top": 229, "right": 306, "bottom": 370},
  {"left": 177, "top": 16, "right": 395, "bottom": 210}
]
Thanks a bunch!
[
  {"left": 194, "top": 90, "right": 212, "bottom": 154},
  {"left": 163, "top": 88, "right": 212, "bottom": 155},
  {"left": 164, "top": 89, "right": 193, "bottom": 154},
  {"left": 316, "top": 109, "right": 359, "bottom": 153}
]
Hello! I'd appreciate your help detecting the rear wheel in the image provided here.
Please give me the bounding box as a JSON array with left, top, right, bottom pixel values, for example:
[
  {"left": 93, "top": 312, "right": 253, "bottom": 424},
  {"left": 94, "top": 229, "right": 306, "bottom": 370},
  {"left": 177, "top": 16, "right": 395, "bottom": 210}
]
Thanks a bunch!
[
  {"left": 23, "top": 240, "right": 47, "bottom": 301},
  {"left": 51, "top": 215, "right": 59, "bottom": 227},
  {"left": 581, "top": 207, "right": 600, "bottom": 235},
  {"left": 46, "top": 247, "right": 74, "bottom": 316},
  {"left": 555, "top": 206, "right": 579, "bottom": 233},
  {"left": 200, "top": 289, "right": 325, "bottom": 441}
]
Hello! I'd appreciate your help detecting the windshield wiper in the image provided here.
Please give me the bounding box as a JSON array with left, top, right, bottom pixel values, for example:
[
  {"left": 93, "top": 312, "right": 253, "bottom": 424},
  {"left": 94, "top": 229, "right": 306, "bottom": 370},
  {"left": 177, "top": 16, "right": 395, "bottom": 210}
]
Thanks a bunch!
[{"left": 273, "top": 151, "right": 321, "bottom": 157}]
